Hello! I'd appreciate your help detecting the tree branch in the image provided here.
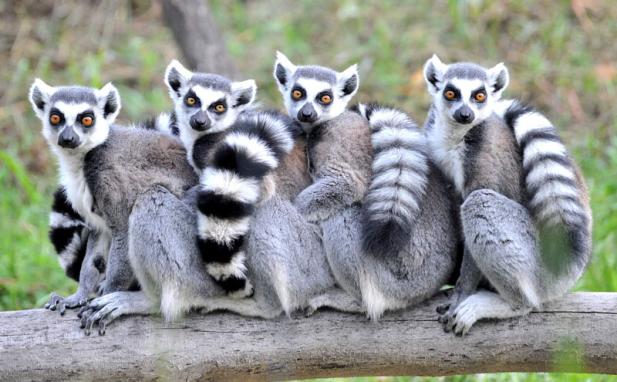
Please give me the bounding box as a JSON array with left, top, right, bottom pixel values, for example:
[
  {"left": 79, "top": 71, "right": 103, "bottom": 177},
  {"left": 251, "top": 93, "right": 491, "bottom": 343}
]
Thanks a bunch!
[{"left": 1, "top": 292, "right": 616, "bottom": 381}]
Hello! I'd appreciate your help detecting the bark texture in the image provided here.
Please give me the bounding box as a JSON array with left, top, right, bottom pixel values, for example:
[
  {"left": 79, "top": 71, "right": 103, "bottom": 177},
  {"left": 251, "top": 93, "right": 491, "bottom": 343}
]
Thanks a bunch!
[
  {"left": 0, "top": 292, "right": 616, "bottom": 381},
  {"left": 161, "top": 0, "right": 237, "bottom": 77}
]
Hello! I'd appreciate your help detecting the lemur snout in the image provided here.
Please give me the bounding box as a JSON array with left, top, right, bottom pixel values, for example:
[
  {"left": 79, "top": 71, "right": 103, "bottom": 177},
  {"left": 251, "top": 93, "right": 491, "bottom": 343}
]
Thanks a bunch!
[
  {"left": 454, "top": 105, "right": 474, "bottom": 124},
  {"left": 298, "top": 103, "right": 318, "bottom": 123},
  {"left": 58, "top": 127, "right": 80, "bottom": 149},
  {"left": 190, "top": 110, "right": 211, "bottom": 131}
]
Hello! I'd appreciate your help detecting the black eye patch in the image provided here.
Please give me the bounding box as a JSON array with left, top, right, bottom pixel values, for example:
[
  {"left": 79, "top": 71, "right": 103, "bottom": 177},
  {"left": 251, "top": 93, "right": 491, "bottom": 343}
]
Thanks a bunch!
[
  {"left": 77, "top": 111, "right": 95, "bottom": 126},
  {"left": 184, "top": 90, "right": 201, "bottom": 107},
  {"left": 209, "top": 98, "right": 228, "bottom": 114},
  {"left": 471, "top": 86, "right": 487, "bottom": 101},
  {"left": 443, "top": 84, "right": 461, "bottom": 101},
  {"left": 290, "top": 85, "right": 306, "bottom": 101},
  {"left": 49, "top": 107, "right": 65, "bottom": 126},
  {"left": 316, "top": 90, "right": 334, "bottom": 105}
]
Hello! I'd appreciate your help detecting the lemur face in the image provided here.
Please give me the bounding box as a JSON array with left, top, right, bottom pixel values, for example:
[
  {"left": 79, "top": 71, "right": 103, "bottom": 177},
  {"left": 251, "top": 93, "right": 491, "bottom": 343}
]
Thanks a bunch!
[
  {"left": 29, "top": 80, "right": 120, "bottom": 154},
  {"left": 423, "top": 55, "right": 509, "bottom": 127},
  {"left": 273, "top": 51, "right": 359, "bottom": 132},
  {"left": 164, "top": 60, "right": 256, "bottom": 136}
]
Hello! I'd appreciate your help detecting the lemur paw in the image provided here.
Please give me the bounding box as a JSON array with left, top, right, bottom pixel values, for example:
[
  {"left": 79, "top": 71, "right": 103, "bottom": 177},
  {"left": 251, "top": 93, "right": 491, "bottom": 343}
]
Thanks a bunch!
[
  {"left": 44, "top": 292, "right": 88, "bottom": 316},
  {"left": 78, "top": 292, "right": 126, "bottom": 336},
  {"left": 448, "top": 295, "right": 481, "bottom": 336},
  {"left": 437, "top": 289, "right": 471, "bottom": 335}
]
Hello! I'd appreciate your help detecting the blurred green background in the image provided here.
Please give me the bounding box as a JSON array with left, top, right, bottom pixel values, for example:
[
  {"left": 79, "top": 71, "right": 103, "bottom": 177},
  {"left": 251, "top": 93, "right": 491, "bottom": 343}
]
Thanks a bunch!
[{"left": 0, "top": 0, "right": 616, "bottom": 381}]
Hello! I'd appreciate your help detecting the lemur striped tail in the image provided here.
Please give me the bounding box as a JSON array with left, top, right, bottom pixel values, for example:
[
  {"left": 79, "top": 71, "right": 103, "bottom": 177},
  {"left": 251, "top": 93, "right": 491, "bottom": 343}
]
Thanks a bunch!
[
  {"left": 49, "top": 187, "right": 89, "bottom": 281},
  {"left": 353, "top": 103, "right": 430, "bottom": 256},
  {"left": 196, "top": 111, "right": 295, "bottom": 298},
  {"left": 135, "top": 112, "right": 180, "bottom": 136},
  {"left": 501, "top": 101, "right": 591, "bottom": 266}
]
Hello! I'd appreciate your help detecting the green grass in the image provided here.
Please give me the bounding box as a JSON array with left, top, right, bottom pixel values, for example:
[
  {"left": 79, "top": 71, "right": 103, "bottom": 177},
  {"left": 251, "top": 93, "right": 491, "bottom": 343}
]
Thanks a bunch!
[{"left": 0, "top": 1, "right": 616, "bottom": 380}]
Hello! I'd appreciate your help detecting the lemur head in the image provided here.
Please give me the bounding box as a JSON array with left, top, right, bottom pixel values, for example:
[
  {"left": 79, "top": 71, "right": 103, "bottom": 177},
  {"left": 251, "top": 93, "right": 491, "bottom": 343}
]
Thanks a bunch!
[
  {"left": 273, "top": 51, "right": 359, "bottom": 131},
  {"left": 164, "top": 60, "right": 257, "bottom": 135},
  {"left": 29, "top": 79, "right": 121, "bottom": 154},
  {"left": 423, "top": 55, "right": 509, "bottom": 128}
]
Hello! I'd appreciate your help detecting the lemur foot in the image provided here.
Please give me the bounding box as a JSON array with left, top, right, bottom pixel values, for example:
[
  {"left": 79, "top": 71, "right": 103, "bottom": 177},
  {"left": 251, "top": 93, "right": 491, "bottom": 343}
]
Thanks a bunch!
[
  {"left": 436, "top": 288, "right": 472, "bottom": 335},
  {"left": 44, "top": 292, "right": 88, "bottom": 316},
  {"left": 78, "top": 292, "right": 142, "bottom": 336}
]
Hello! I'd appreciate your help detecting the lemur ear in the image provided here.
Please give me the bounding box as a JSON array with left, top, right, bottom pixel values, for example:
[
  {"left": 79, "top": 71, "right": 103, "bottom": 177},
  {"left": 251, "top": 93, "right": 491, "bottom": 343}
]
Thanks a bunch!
[
  {"left": 165, "top": 59, "right": 192, "bottom": 99},
  {"left": 337, "top": 64, "right": 359, "bottom": 99},
  {"left": 423, "top": 54, "right": 448, "bottom": 95},
  {"left": 273, "top": 51, "right": 296, "bottom": 92},
  {"left": 487, "top": 62, "right": 509, "bottom": 99},
  {"left": 231, "top": 79, "right": 257, "bottom": 110},
  {"left": 29, "top": 78, "right": 55, "bottom": 119},
  {"left": 96, "top": 83, "right": 121, "bottom": 124}
]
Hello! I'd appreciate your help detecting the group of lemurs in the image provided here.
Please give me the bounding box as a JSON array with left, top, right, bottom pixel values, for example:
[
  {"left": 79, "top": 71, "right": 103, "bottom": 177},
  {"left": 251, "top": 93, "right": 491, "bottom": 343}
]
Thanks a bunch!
[{"left": 31, "top": 51, "right": 591, "bottom": 337}]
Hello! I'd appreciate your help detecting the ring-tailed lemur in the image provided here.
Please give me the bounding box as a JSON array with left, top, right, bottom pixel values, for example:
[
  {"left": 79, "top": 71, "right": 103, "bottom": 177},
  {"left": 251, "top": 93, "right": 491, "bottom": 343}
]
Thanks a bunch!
[
  {"left": 29, "top": 80, "right": 198, "bottom": 310},
  {"left": 422, "top": 55, "right": 592, "bottom": 335},
  {"left": 76, "top": 120, "right": 336, "bottom": 332},
  {"left": 162, "top": 60, "right": 294, "bottom": 298},
  {"left": 273, "top": 52, "right": 459, "bottom": 320}
]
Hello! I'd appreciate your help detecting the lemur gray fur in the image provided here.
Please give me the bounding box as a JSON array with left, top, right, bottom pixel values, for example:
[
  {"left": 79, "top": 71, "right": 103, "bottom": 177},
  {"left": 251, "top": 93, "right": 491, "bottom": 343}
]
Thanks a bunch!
[
  {"left": 422, "top": 55, "right": 592, "bottom": 335},
  {"left": 162, "top": 60, "right": 295, "bottom": 298},
  {"left": 29, "top": 80, "right": 198, "bottom": 316},
  {"left": 76, "top": 131, "right": 336, "bottom": 332},
  {"left": 273, "top": 52, "right": 460, "bottom": 320},
  {"left": 72, "top": 66, "right": 336, "bottom": 332},
  {"left": 44, "top": 99, "right": 182, "bottom": 314}
]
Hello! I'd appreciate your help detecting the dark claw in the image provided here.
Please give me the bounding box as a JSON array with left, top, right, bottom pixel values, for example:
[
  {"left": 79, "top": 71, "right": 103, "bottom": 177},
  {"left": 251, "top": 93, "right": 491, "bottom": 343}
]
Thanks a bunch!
[
  {"left": 98, "top": 321, "right": 107, "bottom": 336},
  {"left": 59, "top": 303, "right": 66, "bottom": 316},
  {"left": 436, "top": 304, "right": 450, "bottom": 315},
  {"left": 304, "top": 306, "right": 316, "bottom": 318}
]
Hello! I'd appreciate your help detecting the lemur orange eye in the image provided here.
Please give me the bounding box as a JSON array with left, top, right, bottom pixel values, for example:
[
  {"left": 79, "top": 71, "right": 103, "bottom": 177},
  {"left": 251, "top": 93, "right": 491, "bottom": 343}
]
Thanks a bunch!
[
  {"left": 185, "top": 97, "right": 196, "bottom": 106},
  {"left": 292, "top": 90, "right": 303, "bottom": 100},
  {"left": 444, "top": 90, "right": 456, "bottom": 100},
  {"left": 81, "top": 116, "right": 93, "bottom": 127},
  {"left": 320, "top": 94, "right": 332, "bottom": 104},
  {"left": 474, "top": 92, "right": 486, "bottom": 102},
  {"left": 49, "top": 114, "right": 61, "bottom": 125},
  {"left": 215, "top": 104, "right": 226, "bottom": 113}
]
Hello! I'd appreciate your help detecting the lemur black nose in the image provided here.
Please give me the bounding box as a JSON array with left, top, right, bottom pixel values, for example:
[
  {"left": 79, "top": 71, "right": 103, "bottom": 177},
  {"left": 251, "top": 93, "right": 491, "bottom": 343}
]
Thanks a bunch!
[
  {"left": 57, "top": 127, "right": 79, "bottom": 149},
  {"left": 298, "top": 103, "right": 317, "bottom": 123},
  {"left": 190, "top": 110, "right": 211, "bottom": 131},
  {"left": 454, "top": 106, "right": 474, "bottom": 124}
]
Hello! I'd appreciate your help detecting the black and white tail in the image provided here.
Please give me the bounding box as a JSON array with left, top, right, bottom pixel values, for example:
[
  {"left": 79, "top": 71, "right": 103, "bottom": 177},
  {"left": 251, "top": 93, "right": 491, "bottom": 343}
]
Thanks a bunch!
[
  {"left": 501, "top": 100, "right": 591, "bottom": 266},
  {"left": 134, "top": 112, "right": 180, "bottom": 136},
  {"left": 353, "top": 103, "right": 430, "bottom": 256},
  {"left": 196, "top": 111, "right": 295, "bottom": 298},
  {"left": 48, "top": 187, "right": 90, "bottom": 281}
]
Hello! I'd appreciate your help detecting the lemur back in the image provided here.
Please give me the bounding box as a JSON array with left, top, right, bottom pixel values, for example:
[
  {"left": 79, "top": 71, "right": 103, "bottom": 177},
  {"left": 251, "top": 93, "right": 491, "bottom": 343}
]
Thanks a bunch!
[{"left": 305, "top": 110, "right": 373, "bottom": 204}]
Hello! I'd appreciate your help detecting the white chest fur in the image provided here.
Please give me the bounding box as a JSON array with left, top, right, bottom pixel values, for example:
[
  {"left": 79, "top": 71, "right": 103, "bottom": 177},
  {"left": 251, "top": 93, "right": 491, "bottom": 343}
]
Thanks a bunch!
[
  {"left": 58, "top": 154, "right": 109, "bottom": 233},
  {"left": 426, "top": 116, "right": 469, "bottom": 196}
]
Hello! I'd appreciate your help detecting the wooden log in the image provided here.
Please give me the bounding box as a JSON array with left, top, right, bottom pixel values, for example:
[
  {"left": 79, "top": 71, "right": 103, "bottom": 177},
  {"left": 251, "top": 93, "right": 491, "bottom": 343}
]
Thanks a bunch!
[{"left": 0, "top": 292, "right": 615, "bottom": 381}]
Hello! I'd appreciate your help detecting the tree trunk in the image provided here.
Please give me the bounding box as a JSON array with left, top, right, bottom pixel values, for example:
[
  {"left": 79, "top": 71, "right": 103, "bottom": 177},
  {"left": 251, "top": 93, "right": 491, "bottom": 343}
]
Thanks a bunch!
[{"left": 161, "top": 0, "right": 237, "bottom": 77}]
